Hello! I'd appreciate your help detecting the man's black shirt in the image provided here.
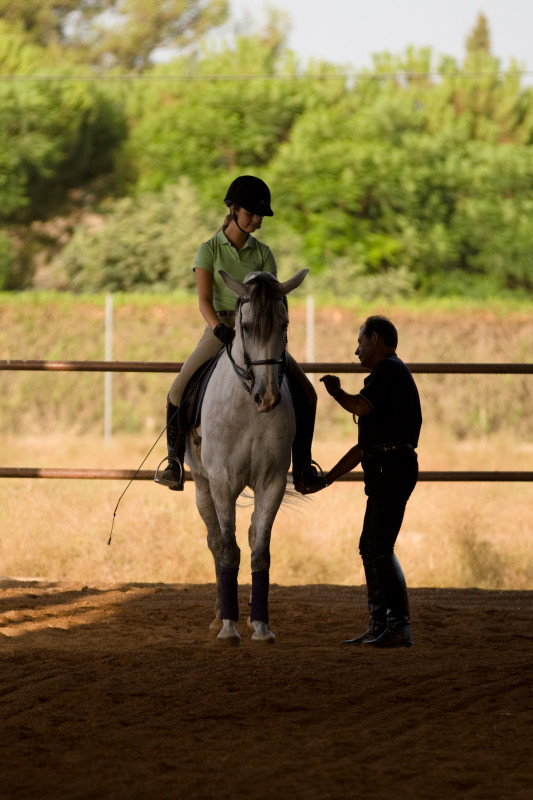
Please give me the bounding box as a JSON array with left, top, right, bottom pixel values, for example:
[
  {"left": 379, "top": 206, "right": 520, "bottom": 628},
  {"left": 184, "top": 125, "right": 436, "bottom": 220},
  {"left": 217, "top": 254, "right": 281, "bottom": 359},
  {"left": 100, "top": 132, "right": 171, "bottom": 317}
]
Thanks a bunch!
[{"left": 358, "top": 354, "right": 422, "bottom": 450}]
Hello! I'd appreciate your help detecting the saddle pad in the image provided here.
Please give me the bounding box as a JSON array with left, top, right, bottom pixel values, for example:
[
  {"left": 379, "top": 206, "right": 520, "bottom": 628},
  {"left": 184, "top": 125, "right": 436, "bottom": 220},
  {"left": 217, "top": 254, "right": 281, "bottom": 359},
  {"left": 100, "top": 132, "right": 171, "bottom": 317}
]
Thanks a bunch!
[{"left": 178, "top": 347, "right": 225, "bottom": 433}]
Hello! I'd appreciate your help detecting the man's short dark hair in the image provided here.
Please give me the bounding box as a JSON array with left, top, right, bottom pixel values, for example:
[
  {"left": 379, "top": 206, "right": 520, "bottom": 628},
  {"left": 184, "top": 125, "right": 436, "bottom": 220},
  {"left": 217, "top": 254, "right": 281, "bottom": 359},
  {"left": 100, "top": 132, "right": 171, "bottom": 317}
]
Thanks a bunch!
[{"left": 362, "top": 315, "right": 398, "bottom": 348}]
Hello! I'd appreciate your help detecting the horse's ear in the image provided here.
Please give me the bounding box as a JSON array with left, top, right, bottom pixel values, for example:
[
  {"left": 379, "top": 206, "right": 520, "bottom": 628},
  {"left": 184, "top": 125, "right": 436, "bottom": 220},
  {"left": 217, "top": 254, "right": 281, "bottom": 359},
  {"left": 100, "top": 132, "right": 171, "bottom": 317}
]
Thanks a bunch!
[
  {"left": 218, "top": 270, "right": 250, "bottom": 298},
  {"left": 278, "top": 269, "right": 309, "bottom": 296}
]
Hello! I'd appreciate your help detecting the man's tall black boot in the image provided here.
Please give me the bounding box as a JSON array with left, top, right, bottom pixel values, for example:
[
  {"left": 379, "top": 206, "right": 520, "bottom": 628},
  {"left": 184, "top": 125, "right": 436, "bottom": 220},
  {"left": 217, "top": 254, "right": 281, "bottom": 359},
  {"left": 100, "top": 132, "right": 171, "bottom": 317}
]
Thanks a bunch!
[
  {"left": 343, "top": 557, "right": 387, "bottom": 645},
  {"left": 154, "top": 398, "right": 185, "bottom": 491},
  {"left": 287, "top": 375, "right": 323, "bottom": 493},
  {"left": 368, "top": 554, "right": 412, "bottom": 648}
]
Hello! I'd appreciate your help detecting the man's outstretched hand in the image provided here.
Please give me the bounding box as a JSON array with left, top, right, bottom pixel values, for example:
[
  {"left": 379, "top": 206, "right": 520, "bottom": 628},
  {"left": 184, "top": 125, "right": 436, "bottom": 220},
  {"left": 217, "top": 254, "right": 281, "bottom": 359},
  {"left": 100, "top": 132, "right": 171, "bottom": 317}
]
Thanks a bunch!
[
  {"left": 320, "top": 375, "right": 341, "bottom": 396},
  {"left": 298, "top": 475, "right": 329, "bottom": 495}
]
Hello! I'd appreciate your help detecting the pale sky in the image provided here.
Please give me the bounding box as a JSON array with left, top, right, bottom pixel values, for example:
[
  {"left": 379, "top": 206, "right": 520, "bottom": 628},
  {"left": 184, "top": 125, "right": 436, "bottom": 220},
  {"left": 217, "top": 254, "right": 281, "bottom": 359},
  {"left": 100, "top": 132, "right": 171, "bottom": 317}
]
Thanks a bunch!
[{"left": 227, "top": 0, "right": 532, "bottom": 74}]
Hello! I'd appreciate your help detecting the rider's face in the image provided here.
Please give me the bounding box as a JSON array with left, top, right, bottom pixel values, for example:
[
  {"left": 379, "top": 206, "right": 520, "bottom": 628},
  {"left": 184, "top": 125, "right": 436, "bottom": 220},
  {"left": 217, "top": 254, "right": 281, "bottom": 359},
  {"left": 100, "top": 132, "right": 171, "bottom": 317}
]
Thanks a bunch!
[{"left": 234, "top": 207, "right": 264, "bottom": 232}]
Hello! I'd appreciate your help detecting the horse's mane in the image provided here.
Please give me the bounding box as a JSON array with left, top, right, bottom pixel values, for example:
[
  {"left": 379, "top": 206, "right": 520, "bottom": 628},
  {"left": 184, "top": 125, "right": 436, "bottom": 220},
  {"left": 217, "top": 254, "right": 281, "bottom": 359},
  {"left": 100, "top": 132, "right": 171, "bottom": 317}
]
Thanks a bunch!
[{"left": 238, "top": 275, "right": 283, "bottom": 342}]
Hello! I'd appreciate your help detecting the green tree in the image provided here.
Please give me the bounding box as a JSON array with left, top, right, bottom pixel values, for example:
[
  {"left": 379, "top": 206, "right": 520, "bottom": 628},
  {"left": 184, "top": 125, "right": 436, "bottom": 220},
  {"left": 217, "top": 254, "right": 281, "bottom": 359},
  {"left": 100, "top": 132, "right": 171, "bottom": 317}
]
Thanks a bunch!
[
  {"left": 0, "top": 0, "right": 228, "bottom": 69},
  {"left": 465, "top": 12, "right": 491, "bottom": 54},
  {"left": 123, "top": 29, "right": 345, "bottom": 195},
  {"left": 0, "top": 22, "right": 128, "bottom": 222},
  {"left": 267, "top": 48, "right": 533, "bottom": 296}
]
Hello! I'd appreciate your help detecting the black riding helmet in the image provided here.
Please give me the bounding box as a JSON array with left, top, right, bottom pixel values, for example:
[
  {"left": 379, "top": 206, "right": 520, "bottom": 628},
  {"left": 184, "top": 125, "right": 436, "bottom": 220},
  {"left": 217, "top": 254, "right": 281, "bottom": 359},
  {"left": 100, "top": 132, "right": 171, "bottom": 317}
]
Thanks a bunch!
[{"left": 224, "top": 175, "right": 274, "bottom": 216}]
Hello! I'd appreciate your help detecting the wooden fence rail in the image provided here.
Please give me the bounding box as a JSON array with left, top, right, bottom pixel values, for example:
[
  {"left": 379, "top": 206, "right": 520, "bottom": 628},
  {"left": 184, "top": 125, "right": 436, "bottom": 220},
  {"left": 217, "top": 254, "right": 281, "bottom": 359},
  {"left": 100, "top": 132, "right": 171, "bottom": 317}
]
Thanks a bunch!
[
  {"left": 1, "top": 360, "right": 531, "bottom": 482},
  {"left": 0, "top": 468, "right": 532, "bottom": 482},
  {"left": 1, "top": 360, "right": 533, "bottom": 374}
]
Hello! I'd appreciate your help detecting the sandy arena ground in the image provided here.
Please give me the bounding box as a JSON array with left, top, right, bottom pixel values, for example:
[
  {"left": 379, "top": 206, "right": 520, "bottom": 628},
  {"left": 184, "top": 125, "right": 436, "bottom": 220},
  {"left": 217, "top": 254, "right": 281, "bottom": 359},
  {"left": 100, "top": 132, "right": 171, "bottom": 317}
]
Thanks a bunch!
[{"left": 1, "top": 580, "right": 532, "bottom": 800}]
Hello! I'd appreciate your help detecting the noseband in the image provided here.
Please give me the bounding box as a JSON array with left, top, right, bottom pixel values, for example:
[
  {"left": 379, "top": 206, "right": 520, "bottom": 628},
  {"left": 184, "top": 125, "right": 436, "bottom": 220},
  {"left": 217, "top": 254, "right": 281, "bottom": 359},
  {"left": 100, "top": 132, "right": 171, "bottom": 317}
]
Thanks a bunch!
[{"left": 226, "top": 297, "right": 286, "bottom": 396}]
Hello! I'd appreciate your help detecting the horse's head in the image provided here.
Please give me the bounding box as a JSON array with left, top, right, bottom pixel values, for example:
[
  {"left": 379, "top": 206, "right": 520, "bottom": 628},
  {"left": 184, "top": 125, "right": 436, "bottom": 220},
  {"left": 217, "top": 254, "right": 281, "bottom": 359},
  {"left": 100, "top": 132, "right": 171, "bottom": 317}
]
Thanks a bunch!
[{"left": 219, "top": 269, "right": 308, "bottom": 412}]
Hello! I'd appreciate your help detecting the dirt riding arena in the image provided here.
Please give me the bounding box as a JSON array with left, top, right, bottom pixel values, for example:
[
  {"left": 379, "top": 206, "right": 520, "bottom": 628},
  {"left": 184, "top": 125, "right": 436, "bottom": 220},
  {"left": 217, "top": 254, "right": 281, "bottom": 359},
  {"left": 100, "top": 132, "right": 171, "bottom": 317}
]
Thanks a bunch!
[{"left": 1, "top": 580, "right": 532, "bottom": 800}]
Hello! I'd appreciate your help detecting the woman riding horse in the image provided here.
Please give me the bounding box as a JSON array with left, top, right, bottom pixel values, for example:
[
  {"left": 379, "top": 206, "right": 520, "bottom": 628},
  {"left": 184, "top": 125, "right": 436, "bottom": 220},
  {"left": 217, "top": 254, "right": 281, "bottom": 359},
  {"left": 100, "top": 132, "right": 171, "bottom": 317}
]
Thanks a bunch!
[
  {"left": 155, "top": 175, "right": 323, "bottom": 494},
  {"left": 192, "top": 268, "right": 311, "bottom": 643}
]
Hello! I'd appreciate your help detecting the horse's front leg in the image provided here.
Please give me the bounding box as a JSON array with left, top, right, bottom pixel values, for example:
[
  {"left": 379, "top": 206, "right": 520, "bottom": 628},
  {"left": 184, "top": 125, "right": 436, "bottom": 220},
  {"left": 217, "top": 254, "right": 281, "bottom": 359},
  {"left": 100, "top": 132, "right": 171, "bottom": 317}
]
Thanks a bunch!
[
  {"left": 192, "top": 473, "right": 224, "bottom": 632},
  {"left": 247, "top": 479, "right": 286, "bottom": 644},
  {"left": 209, "top": 478, "right": 241, "bottom": 647}
]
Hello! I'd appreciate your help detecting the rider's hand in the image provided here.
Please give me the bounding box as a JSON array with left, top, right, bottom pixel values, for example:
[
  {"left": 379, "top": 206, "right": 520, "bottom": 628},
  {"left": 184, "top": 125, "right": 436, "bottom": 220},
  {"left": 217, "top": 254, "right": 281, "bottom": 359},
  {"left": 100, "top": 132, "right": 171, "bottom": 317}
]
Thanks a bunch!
[
  {"left": 320, "top": 374, "right": 341, "bottom": 397},
  {"left": 213, "top": 323, "right": 235, "bottom": 345}
]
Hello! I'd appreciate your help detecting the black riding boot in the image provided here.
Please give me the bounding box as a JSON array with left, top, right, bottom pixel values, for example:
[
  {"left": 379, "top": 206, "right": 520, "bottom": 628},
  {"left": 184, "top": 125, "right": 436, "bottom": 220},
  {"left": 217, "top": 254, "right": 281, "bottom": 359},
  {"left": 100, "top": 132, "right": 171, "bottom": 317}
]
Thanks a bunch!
[
  {"left": 155, "top": 398, "right": 185, "bottom": 491},
  {"left": 343, "top": 557, "right": 387, "bottom": 645},
  {"left": 287, "top": 375, "right": 323, "bottom": 493},
  {"left": 368, "top": 554, "right": 412, "bottom": 648}
]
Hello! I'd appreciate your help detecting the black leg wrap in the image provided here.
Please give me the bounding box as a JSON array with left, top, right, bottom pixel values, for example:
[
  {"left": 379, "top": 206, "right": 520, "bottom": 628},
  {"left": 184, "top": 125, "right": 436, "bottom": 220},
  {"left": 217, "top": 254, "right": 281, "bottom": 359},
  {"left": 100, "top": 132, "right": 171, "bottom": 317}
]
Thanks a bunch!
[
  {"left": 250, "top": 570, "right": 269, "bottom": 624},
  {"left": 220, "top": 566, "right": 239, "bottom": 621}
]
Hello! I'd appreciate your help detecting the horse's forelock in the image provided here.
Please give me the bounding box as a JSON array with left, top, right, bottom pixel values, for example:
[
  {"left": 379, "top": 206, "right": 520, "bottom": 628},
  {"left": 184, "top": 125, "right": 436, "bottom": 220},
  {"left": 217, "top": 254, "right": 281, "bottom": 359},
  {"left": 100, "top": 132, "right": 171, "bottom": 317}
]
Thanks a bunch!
[{"left": 243, "top": 275, "right": 283, "bottom": 341}]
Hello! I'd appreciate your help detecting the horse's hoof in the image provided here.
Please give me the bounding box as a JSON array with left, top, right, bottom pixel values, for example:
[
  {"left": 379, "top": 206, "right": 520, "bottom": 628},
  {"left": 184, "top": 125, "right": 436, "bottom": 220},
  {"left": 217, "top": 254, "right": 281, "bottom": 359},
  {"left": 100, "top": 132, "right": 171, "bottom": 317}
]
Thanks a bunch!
[
  {"left": 216, "top": 620, "right": 240, "bottom": 647},
  {"left": 251, "top": 631, "right": 276, "bottom": 644},
  {"left": 250, "top": 620, "right": 276, "bottom": 644}
]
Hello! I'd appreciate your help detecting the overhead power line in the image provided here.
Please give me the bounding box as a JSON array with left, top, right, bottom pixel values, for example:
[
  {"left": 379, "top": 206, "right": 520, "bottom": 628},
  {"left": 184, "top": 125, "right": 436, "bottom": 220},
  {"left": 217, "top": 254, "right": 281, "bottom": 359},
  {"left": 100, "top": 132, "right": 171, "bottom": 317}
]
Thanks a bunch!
[{"left": 0, "top": 70, "right": 531, "bottom": 83}]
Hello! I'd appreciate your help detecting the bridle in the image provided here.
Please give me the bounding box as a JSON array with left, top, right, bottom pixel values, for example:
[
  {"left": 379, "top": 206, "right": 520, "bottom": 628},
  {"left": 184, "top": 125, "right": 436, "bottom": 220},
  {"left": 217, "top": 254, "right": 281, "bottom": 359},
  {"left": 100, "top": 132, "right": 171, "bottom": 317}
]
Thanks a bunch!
[{"left": 225, "top": 297, "right": 287, "bottom": 396}]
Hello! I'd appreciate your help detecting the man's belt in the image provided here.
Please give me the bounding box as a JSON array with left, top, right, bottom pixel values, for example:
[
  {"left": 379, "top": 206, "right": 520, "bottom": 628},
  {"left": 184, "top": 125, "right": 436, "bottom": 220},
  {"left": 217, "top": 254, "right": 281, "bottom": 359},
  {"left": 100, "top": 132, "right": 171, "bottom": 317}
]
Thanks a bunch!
[{"left": 369, "top": 443, "right": 414, "bottom": 454}]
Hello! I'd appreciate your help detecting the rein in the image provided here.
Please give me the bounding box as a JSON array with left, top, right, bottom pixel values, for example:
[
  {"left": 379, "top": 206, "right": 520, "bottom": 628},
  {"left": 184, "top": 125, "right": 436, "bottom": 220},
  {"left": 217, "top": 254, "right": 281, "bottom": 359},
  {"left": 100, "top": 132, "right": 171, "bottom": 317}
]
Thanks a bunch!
[{"left": 226, "top": 297, "right": 286, "bottom": 396}]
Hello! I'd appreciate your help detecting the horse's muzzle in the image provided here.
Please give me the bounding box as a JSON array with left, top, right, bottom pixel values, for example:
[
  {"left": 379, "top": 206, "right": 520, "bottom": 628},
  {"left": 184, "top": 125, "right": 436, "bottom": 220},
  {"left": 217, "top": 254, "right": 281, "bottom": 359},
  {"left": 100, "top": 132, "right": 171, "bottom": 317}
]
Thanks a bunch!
[{"left": 254, "top": 386, "right": 281, "bottom": 413}]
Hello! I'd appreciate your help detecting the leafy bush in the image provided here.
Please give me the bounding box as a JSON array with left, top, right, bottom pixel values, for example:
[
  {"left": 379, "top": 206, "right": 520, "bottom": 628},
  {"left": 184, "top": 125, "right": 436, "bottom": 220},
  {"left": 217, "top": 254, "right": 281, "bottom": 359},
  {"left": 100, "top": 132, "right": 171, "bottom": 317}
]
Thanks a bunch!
[{"left": 58, "top": 180, "right": 219, "bottom": 292}]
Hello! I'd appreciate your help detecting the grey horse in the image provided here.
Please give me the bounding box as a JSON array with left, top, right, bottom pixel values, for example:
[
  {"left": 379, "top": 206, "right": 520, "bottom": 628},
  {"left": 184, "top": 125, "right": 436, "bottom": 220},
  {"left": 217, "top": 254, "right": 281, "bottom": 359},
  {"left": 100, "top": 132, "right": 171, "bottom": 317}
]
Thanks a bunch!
[{"left": 186, "top": 268, "right": 309, "bottom": 645}]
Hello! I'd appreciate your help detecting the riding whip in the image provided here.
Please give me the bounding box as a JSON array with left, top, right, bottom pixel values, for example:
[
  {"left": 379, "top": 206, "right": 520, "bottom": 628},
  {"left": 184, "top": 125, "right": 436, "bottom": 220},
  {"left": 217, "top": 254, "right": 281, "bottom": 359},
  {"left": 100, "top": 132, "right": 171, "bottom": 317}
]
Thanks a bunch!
[{"left": 107, "top": 409, "right": 177, "bottom": 545}]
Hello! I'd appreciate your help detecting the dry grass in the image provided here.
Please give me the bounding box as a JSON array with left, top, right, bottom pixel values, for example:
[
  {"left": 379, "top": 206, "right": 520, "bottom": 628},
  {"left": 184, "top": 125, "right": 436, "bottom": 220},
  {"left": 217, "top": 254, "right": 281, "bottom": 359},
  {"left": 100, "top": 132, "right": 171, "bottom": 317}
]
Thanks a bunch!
[{"left": 1, "top": 426, "right": 532, "bottom": 590}]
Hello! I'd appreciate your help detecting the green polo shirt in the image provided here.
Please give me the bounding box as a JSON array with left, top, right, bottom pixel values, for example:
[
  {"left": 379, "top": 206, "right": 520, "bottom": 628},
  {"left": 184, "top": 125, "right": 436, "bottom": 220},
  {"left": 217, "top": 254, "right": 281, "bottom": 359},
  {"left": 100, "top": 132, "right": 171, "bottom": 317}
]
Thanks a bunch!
[{"left": 193, "top": 229, "right": 278, "bottom": 311}]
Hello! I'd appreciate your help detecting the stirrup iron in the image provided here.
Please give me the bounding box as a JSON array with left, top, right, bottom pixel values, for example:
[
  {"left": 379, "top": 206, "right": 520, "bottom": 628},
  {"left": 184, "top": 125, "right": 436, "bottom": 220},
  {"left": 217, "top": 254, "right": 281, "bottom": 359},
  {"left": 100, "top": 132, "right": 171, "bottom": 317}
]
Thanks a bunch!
[{"left": 154, "top": 455, "right": 184, "bottom": 488}]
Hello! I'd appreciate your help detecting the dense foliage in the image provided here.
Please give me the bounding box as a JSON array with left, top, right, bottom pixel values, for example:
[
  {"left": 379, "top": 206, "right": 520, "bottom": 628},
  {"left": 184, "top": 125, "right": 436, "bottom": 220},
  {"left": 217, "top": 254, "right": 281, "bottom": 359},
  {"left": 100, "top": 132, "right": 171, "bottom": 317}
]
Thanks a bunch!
[
  {"left": 59, "top": 180, "right": 217, "bottom": 292},
  {"left": 0, "top": 0, "right": 228, "bottom": 69},
  {"left": 0, "top": 23, "right": 128, "bottom": 220},
  {"left": 1, "top": 8, "right": 532, "bottom": 298}
]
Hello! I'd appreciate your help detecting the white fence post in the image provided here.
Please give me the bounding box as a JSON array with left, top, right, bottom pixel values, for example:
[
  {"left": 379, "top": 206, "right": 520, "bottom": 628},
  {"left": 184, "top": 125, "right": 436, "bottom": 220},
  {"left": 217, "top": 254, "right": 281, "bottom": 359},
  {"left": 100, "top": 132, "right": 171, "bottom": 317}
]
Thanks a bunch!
[{"left": 104, "top": 293, "right": 113, "bottom": 441}]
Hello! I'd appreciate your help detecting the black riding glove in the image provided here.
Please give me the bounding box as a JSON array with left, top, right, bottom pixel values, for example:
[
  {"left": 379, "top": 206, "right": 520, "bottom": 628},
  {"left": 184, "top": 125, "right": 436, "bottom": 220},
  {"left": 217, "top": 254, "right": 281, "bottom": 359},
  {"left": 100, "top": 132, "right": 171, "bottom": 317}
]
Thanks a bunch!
[{"left": 213, "top": 323, "right": 235, "bottom": 345}]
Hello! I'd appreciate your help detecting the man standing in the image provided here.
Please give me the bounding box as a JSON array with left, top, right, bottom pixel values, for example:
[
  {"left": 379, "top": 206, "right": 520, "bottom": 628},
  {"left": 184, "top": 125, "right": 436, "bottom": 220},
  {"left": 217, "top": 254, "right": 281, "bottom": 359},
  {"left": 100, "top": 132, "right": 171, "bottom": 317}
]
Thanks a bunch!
[{"left": 317, "top": 315, "right": 422, "bottom": 649}]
